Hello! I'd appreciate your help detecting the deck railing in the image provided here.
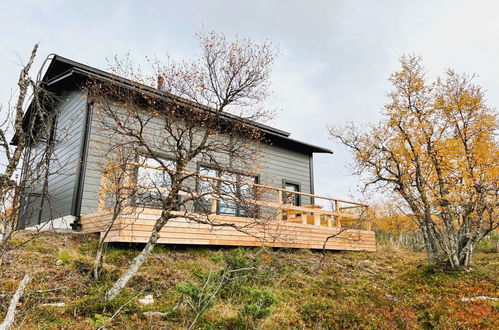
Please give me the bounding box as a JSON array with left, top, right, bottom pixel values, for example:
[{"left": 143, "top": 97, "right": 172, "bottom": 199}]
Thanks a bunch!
[{"left": 98, "top": 162, "right": 371, "bottom": 230}]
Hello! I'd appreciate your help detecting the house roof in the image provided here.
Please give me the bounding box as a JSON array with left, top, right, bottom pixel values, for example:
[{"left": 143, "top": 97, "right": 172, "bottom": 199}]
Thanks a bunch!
[{"left": 20, "top": 54, "right": 333, "bottom": 154}]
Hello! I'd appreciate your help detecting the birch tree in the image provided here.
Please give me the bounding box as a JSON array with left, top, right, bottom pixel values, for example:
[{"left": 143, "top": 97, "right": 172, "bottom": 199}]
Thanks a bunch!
[
  {"left": 86, "top": 31, "right": 278, "bottom": 300},
  {"left": 0, "top": 45, "right": 57, "bottom": 262},
  {"left": 330, "top": 55, "right": 498, "bottom": 268}
]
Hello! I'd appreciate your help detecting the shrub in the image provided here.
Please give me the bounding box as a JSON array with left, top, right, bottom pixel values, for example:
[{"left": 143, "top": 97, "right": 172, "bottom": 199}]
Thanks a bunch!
[
  {"left": 238, "top": 288, "right": 276, "bottom": 321},
  {"left": 57, "top": 249, "right": 73, "bottom": 265},
  {"left": 475, "top": 233, "right": 499, "bottom": 253}
]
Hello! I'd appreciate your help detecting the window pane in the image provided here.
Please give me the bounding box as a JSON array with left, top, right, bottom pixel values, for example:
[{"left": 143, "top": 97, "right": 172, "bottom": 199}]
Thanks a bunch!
[
  {"left": 198, "top": 166, "right": 218, "bottom": 193},
  {"left": 239, "top": 175, "right": 256, "bottom": 199},
  {"left": 283, "top": 183, "right": 300, "bottom": 206},
  {"left": 239, "top": 175, "right": 258, "bottom": 217},
  {"left": 219, "top": 172, "right": 237, "bottom": 196},
  {"left": 218, "top": 200, "right": 237, "bottom": 216},
  {"left": 137, "top": 156, "right": 174, "bottom": 188},
  {"left": 136, "top": 156, "right": 175, "bottom": 207},
  {"left": 218, "top": 172, "right": 237, "bottom": 215},
  {"left": 196, "top": 166, "right": 218, "bottom": 213}
]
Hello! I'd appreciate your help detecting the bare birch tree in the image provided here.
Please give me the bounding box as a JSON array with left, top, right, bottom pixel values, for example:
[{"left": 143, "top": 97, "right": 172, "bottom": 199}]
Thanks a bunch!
[
  {"left": 91, "top": 146, "right": 140, "bottom": 280},
  {"left": 0, "top": 45, "right": 60, "bottom": 263},
  {"left": 86, "top": 31, "right": 278, "bottom": 300}
]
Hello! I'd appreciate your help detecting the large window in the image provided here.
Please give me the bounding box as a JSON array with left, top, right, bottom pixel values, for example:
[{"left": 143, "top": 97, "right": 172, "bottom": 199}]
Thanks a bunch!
[
  {"left": 136, "top": 156, "right": 176, "bottom": 207},
  {"left": 196, "top": 165, "right": 258, "bottom": 217}
]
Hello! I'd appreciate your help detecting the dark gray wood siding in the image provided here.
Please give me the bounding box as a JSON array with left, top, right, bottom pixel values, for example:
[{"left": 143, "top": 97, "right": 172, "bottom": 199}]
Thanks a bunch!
[
  {"left": 21, "top": 89, "right": 87, "bottom": 225},
  {"left": 79, "top": 105, "right": 315, "bottom": 214},
  {"left": 260, "top": 144, "right": 312, "bottom": 205}
]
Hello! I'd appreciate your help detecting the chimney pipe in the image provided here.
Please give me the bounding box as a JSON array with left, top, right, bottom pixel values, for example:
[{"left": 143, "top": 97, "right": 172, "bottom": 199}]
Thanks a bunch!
[{"left": 157, "top": 75, "right": 164, "bottom": 90}]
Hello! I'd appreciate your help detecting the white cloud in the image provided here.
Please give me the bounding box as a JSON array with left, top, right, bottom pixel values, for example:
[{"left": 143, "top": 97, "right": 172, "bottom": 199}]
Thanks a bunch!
[{"left": 1, "top": 0, "right": 498, "bottom": 200}]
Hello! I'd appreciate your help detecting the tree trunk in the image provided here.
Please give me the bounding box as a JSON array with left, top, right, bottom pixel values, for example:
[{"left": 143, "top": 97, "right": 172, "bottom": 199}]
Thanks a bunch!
[
  {"left": 105, "top": 218, "right": 166, "bottom": 301},
  {"left": 92, "top": 240, "right": 106, "bottom": 280},
  {"left": 420, "top": 222, "right": 439, "bottom": 264},
  {"left": 92, "top": 210, "right": 121, "bottom": 280}
]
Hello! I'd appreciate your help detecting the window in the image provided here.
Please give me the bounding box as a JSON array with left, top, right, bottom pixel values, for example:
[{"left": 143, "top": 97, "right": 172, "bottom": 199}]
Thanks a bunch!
[
  {"left": 283, "top": 181, "right": 300, "bottom": 206},
  {"left": 136, "top": 156, "right": 176, "bottom": 207},
  {"left": 196, "top": 165, "right": 258, "bottom": 217},
  {"left": 218, "top": 171, "right": 238, "bottom": 216}
]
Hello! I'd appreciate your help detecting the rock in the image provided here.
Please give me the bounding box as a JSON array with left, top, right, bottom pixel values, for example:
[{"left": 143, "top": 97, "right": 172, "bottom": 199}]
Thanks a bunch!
[
  {"left": 143, "top": 311, "right": 166, "bottom": 318},
  {"left": 138, "top": 294, "right": 154, "bottom": 305},
  {"left": 385, "top": 294, "right": 399, "bottom": 301},
  {"left": 461, "top": 296, "right": 499, "bottom": 302},
  {"left": 41, "top": 302, "right": 66, "bottom": 307}
]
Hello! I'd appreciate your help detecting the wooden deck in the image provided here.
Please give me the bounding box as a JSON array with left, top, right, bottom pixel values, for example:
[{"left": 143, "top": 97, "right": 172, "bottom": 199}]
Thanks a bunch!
[
  {"left": 78, "top": 163, "right": 376, "bottom": 251},
  {"left": 79, "top": 208, "right": 376, "bottom": 251}
]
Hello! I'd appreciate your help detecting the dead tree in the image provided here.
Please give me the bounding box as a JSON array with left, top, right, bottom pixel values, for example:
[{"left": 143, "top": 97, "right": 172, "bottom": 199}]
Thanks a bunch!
[
  {"left": 86, "top": 31, "right": 278, "bottom": 300},
  {"left": 0, "top": 274, "right": 29, "bottom": 330}
]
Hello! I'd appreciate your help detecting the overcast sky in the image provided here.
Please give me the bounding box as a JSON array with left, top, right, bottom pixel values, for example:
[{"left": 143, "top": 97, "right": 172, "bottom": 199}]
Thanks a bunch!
[{"left": 1, "top": 0, "right": 498, "bottom": 201}]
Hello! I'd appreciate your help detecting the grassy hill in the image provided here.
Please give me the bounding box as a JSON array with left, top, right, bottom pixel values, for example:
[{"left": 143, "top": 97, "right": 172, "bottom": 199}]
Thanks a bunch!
[{"left": 1, "top": 232, "right": 498, "bottom": 329}]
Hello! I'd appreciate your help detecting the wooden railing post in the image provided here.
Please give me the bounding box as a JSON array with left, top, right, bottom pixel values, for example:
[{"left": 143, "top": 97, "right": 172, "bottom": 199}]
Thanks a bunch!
[
  {"left": 365, "top": 206, "right": 371, "bottom": 230},
  {"left": 335, "top": 200, "right": 342, "bottom": 228},
  {"left": 276, "top": 189, "right": 283, "bottom": 221},
  {"left": 209, "top": 178, "right": 218, "bottom": 214},
  {"left": 210, "top": 198, "right": 218, "bottom": 214}
]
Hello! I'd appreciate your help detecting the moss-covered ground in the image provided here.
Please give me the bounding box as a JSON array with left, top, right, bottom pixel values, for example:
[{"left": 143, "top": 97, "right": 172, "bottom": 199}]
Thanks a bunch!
[{"left": 1, "top": 232, "right": 497, "bottom": 329}]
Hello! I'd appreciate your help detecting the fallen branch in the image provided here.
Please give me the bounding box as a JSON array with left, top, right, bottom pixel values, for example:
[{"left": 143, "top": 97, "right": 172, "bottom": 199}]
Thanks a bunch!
[
  {"left": 0, "top": 286, "right": 67, "bottom": 299},
  {"left": 461, "top": 296, "right": 499, "bottom": 302},
  {"left": 0, "top": 274, "right": 29, "bottom": 330}
]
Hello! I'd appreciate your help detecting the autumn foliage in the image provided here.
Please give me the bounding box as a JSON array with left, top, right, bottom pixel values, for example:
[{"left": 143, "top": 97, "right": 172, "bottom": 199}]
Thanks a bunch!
[{"left": 330, "top": 55, "right": 498, "bottom": 268}]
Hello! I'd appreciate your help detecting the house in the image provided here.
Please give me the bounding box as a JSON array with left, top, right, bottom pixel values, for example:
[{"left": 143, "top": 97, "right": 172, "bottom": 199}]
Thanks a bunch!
[{"left": 17, "top": 55, "right": 375, "bottom": 251}]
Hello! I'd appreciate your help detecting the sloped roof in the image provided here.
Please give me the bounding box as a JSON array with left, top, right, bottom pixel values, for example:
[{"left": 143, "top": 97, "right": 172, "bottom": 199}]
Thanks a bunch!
[{"left": 20, "top": 54, "right": 333, "bottom": 154}]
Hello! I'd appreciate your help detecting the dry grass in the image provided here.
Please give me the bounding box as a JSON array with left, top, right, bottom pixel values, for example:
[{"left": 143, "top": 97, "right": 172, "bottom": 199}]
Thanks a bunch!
[{"left": 0, "top": 231, "right": 497, "bottom": 329}]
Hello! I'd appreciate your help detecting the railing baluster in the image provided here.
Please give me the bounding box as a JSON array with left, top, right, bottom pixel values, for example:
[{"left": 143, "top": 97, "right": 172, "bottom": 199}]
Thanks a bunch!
[{"left": 313, "top": 212, "right": 320, "bottom": 226}]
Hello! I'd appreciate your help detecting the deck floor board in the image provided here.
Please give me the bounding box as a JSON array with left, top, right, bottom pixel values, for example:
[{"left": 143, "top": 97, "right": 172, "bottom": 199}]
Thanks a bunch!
[{"left": 79, "top": 209, "right": 376, "bottom": 251}]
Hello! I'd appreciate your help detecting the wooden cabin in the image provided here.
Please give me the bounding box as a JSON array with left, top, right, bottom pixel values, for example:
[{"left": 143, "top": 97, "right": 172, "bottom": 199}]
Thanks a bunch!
[{"left": 17, "top": 55, "right": 375, "bottom": 252}]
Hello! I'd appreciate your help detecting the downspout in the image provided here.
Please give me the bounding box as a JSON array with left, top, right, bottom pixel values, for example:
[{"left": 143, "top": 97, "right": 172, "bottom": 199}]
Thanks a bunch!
[
  {"left": 70, "top": 99, "right": 93, "bottom": 229},
  {"left": 309, "top": 154, "right": 315, "bottom": 205}
]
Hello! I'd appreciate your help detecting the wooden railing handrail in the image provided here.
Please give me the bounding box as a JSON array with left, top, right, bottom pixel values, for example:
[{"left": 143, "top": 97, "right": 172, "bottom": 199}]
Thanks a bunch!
[
  {"left": 99, "top": 162, "right": 371, "bottom": 230},
  {"left": 112, "top": 161, "right": 369, "bottom": 208}
]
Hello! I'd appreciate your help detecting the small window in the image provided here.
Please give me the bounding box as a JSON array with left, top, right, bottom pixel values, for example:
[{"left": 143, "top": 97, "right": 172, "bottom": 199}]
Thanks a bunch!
[{"left": 283, "top": 181, "right": 300, "bottom": 206}]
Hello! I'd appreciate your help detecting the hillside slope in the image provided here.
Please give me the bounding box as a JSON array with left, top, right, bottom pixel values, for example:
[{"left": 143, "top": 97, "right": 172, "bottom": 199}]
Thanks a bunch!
[{"left": 1, "top": 232, "right": 498, "bottom": 329}]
